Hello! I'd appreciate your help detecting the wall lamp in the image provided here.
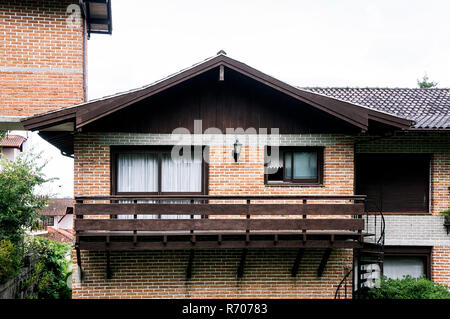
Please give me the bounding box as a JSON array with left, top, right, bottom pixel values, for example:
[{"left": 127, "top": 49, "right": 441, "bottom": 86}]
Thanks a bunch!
[{"left": 232, "top": 139, "right": 242, "bottom": 162}]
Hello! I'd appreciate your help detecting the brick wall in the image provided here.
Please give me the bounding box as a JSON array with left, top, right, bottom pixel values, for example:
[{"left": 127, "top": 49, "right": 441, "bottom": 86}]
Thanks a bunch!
[
  {"left": 72, "top": 132, "right": 355, "bottom": 299},
  {"left": 432, "top": 246, "right": 450, "bottom": 286},
  {"left": 0, "top": 0, "right": 85, "bottom": 117},
  {"left": 72, "top": 249, "right": 353, "bottom": 299},
  {"left": 72, "top": 132, "right": 450, "bottom": 298}
]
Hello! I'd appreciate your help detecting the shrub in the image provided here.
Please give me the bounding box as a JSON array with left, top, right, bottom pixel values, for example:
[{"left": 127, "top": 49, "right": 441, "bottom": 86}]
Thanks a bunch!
[
  {"left": 440, "top": 208, "right": 450, "bottom": 217},
  {"left": 24, "top": 237, "right": 71, "bottom": 299},
  {"left": 367, "top": 276, "right": 450, "bottom": 299},
  {"left": 0, "top": 239, "right": 21, "bottom": 284}
]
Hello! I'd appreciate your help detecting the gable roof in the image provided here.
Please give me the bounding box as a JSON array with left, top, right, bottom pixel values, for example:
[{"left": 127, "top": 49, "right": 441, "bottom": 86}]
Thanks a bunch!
[
  {"left": 0, "top": 134, "right": 26, "bottom": 149},
  {"left": 38, "top": 198, "right": 74, "bottom": 216},
  {"left": 21, "top": 53, "right": 412, "bottom": 134},
  {"left": 303, "top": 87, "right": 450, "bottom": 130}
]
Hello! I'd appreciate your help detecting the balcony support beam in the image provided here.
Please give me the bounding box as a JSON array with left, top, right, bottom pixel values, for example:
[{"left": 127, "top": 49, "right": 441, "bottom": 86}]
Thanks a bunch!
[
  {"left": 237, "top": 249, "right": 248, "bottom": 278},
  {"left": 291, "top": 248, "right": 304, "bottom": 277},
  {"left": 317, "top": 248, "right": 332, "bottom": 277},
  {"left": 75, "top": 242, "right": 84, "bottom": 282},
  {"left": 186, "top": 250, "right": 195, "bottom": 280},
  {"left": 106, "top": 250, "right": 113, "bottom": 279}
]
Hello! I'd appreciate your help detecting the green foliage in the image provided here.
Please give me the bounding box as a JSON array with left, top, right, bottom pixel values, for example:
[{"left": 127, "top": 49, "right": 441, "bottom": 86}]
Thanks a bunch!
[
  {"left": 439, "top": 208, "right": 450, "bottom": 217},
  {"left": 417, "top": 74, "right": 438, "bottom": 88},
  {"left": 367, "top": 276, "right": 450, "bottom": 299},
  {"left": 24, "top": 237, "right": 71, "bottom": 299},
  {"left": 0, "top": 239, "right": 21, "bottom": 284},
  {"left": 0, "top": 151, "right": 51, "bottom": 243}
]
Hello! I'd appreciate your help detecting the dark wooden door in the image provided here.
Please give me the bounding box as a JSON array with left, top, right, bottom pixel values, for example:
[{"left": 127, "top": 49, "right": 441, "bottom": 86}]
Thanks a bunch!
[{"left": 355, "top": 154, "right": 430, "bottom": 213}]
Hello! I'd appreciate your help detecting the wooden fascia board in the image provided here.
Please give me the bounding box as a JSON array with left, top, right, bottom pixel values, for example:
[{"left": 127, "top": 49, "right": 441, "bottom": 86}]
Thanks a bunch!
[
  {"left": 367, "top": 110, "right": 413, "bottom": 129},
  {"left": 21, "top": 109, "right": 76, "bottom": 131}
]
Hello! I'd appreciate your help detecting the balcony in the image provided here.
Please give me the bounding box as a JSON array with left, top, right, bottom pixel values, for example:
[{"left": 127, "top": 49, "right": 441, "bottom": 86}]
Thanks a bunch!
[{"left": 74, "top": 195, "right": 368, "bottom": 251}]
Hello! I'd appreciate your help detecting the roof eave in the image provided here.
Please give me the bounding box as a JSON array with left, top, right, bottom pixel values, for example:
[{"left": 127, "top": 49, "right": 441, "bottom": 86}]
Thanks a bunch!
[{"left": 21, "top": 54, "right": 415, "bottom": 133}]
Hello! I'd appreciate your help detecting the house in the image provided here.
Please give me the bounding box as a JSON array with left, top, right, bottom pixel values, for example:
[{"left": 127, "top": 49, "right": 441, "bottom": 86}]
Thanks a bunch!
[
  {"left": 38, "top": 198, "right": 74, "bottom": 231},
  {"left": 0, "top": 134, "right": 27, "bottom": 161},
  {"left": 21, "top": 52, "right": 450, "bottom": 299}
]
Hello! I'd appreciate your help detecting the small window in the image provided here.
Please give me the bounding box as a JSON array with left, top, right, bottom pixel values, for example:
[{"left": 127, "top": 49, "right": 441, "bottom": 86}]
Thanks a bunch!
[
  {"left": 265, "top": 147, "right": 323, "bottom": 184},
  {"left": 41, "top": 216, "right": 54, "bottom": 229},
  {"left": 383, "top": 246, "right": 431, "bottom": 279}
]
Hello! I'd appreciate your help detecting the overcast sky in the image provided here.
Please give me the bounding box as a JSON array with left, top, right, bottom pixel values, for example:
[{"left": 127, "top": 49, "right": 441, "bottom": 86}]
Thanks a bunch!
[{"left": 36, "top": 0, "right": 450, "bottom": 197}]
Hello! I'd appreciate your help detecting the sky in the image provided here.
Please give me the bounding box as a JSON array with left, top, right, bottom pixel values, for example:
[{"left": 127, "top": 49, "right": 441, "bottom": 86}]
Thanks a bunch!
[{"left": 33, "top": 0, "right": 450, "bottom": 197}]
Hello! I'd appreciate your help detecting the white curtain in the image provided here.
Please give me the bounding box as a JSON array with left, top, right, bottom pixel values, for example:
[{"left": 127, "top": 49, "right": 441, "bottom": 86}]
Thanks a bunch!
[
  {"left": 161, "top": 152, "right": 202, "bottom": 219},
  {"left": 383, "top": 257, "right": 425, "bottom": 279},
  {"left": 117, "top": 153, "right": 158, "bottom": 219},
  {"left": 117, "top": 153, "right": 158, "bottom": 192},
  {"left": 117, "top": 151, "right": 202, "bottom": 220},
  {"left": 161, "top": 153, "right": 202, "bottom": 192}
]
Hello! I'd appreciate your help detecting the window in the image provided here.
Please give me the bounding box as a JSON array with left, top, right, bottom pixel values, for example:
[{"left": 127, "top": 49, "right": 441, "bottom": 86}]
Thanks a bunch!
[
  {"left": 112, "top": 146, "right": 206, "bottom": 195},
  {"left": 111, "top": 146, "right": 207, "bottom": 219},
  {"left": 383, "top": 246, "right": 431, "bottom": 279},
  {"left": 41, "top": 216, "right": 54, "bottom": 229},
  {"left": 264, "top": 147, "right": 323, "bottom": 184},
  {"left": 355, "top": 154, "right": 430, "bottom": 213}
]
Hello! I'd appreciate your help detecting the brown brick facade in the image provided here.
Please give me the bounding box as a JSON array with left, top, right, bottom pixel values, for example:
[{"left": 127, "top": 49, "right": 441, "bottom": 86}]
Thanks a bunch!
[
  {"left": 432, "top": 246, "right": 450, "bottom": 287},
  {"left": 72, "top": 249, "right": 353, "bottom": 299},
  {"left": 431, "top": 153, "right": 450, "bottom": 215},
  {"left": 0, "top": 0, "right": 85, "bottom": 117},
  {"left": 72, "top": 132, "right": 450, "bottom": 298},
  {"left": 72, "top": 133, "right": 355, "bottom": 298}
]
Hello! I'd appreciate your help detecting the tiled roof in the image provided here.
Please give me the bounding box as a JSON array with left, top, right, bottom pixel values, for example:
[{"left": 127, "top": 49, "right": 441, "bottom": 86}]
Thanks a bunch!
[
  {"left": 301, "top": 88, "right": 450, "bottom": 129},
  {"left": 0, "top": 134, "right": 26, "bottom": 148},
  {"left": 39, "top": 198, "right": 74, "bottom": 216}
]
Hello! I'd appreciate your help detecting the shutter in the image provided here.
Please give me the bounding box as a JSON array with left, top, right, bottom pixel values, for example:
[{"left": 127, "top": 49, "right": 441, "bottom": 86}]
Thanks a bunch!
[{"left": 355, "top": 154, "right": 430, "bottom": 213}]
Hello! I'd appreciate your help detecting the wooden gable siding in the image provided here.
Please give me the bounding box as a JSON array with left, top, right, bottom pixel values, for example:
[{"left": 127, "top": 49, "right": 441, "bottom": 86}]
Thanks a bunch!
[{"left": 83, "top": 68, "right": 359, "bottom": 134}]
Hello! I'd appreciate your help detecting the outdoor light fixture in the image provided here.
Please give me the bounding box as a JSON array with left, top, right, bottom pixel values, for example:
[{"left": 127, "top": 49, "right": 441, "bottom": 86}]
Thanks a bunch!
[{"left": 232, "top": 139, "right": 242, "bottom": 162}]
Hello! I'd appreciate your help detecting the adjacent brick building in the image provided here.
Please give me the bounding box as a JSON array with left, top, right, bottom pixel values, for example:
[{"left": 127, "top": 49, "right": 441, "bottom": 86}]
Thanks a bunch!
[{"left": 0, "top": 0, "right": 111, "bottom": 129}]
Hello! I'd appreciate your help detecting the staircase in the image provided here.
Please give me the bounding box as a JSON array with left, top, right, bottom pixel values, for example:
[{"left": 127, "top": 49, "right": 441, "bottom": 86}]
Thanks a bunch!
[
  {"left": 354, "top": 242, "right": 384, "bottom": 298},
  {"left": 335, "top": 200, "right": 385, "bottom": 299}
]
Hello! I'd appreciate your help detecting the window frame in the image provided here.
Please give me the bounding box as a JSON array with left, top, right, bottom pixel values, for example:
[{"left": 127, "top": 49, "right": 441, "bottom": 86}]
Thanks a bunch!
[
  {"left": 355, "top": 153, "right": 431, "bottom": 214},
  {"left": 383, "top": 246, "right": 432, "bottom": 280},
  {"left": 264, "top": 146, "right": 324, "bottom": 185},
  {"left": 41, "top": 216, "right": 54, "bottom": 229},
  {"left": 111, "top": 146, "right": 209, "bottom": 196}
]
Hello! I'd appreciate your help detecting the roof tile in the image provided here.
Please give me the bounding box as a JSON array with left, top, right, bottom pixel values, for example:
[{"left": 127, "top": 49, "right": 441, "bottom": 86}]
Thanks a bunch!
[{"left": 301, "top": 88, "right": 450, "bottom": 129}]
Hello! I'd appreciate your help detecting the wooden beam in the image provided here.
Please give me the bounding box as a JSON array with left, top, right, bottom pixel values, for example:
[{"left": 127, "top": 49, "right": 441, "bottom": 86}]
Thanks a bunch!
[
  {"left": 75, "top": 203, "right": 365, "bottom": 216},
  {"left": 106, "top": 250, "right": 112, "bottom": 279},
  {"left": 291, "top": 249, "right": 304, "bottom": 277},
  {"left": 78, "top": 239, "right": 362, "bottom": 250},
  {"left": 317, "top": 248, "right": 332, "bottom": 277},
  {"left": 186, "top": 250, "right": 194, "bottom": 280},
  {"left": 75, "top": 218, "right": 365, "bottom": 232},
  {"left": 237, "top": 249, "right": 248, "bottom": 278},
  {"left": 219, "top": 65, "right": 224, "bottom": 81},
  {"left": 75, "top": 242, "right": 84, "bottom": 282}
]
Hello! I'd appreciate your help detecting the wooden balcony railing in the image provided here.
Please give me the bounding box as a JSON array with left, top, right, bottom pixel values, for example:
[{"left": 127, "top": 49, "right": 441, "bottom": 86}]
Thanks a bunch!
[{"left": 74, "top": 195, "right": 368, "bottom": 250}]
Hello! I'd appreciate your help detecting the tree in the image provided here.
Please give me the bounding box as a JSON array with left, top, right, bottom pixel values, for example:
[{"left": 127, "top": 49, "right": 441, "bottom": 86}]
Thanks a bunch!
[
  {"left": 417, "top": 74, "right": 438, "bottom": 88},
  {"left": 0, "top": 152, "right": 51, "bottom": 243}
]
